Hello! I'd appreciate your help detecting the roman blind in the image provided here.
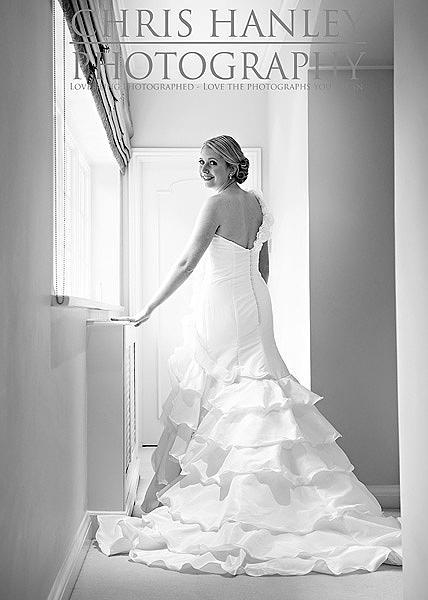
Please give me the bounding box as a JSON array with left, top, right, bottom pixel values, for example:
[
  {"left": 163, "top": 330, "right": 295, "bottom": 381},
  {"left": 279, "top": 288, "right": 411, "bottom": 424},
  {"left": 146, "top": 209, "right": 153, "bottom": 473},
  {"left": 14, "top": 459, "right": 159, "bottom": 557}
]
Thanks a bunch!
[{"left": 59, "top": 0, "right": 134, "bottom": 173}]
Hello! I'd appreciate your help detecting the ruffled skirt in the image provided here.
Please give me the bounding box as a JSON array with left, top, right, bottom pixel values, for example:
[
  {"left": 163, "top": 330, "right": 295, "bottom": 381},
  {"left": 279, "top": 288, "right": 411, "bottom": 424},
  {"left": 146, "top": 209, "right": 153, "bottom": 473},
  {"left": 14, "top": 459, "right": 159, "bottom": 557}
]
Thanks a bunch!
[{"left": 95, "top": 319, "right": 402, "bottom": 576}]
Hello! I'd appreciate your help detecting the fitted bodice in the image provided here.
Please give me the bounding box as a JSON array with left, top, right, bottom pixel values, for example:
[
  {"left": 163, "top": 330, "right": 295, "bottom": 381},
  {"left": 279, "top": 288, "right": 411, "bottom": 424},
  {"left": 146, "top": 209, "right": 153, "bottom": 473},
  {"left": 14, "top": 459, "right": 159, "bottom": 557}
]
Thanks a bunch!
[
  {"left": 203, "top": 235, "right": 263, "bottom": 283},
  {"left": 198, "top": 188, "right": 274, "bottom": 285},
  {"left": 186, "top": 190, "right": 289, "bottom": 383}
]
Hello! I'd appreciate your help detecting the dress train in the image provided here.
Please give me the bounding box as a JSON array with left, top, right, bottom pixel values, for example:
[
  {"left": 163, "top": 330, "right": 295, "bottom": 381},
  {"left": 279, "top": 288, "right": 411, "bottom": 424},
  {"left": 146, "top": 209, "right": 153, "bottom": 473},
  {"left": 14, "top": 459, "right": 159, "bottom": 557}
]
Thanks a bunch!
[{"left": 95, "top": 189, "right": 402, "bottom": 576}]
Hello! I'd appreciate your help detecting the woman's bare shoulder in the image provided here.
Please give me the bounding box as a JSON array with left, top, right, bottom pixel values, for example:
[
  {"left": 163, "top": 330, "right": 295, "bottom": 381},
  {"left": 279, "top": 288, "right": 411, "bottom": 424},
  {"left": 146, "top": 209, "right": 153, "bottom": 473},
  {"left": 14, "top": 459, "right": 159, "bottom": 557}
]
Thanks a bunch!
[
  {"left": 211, "top": 188, "right": 254, "bottom": 204},
  {"left": 203, "top": 193, "right": 225, "bottom": 214}
]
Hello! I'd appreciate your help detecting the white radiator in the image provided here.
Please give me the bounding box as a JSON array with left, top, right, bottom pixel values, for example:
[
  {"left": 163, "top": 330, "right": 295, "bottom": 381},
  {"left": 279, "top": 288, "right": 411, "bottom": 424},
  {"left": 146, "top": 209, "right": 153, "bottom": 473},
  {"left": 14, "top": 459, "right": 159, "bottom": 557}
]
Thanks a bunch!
[{"left": 86, "top": 321, "right": 139, "bottom": 513}]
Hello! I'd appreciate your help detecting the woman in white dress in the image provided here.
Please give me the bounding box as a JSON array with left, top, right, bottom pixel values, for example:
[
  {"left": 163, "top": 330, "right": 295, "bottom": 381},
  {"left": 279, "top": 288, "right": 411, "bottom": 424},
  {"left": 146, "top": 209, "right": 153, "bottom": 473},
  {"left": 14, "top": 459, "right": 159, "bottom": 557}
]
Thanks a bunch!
[{"left": 96, "top": 135, "right": 402, "bottom": 576}]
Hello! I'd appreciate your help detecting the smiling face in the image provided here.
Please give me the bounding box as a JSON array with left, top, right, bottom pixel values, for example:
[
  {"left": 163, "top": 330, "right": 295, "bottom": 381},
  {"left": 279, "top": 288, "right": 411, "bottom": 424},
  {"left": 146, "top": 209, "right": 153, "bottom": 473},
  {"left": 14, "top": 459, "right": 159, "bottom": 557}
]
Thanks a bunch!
[{"left": 199, "top": 145, "right": 234, "bottom": 190}]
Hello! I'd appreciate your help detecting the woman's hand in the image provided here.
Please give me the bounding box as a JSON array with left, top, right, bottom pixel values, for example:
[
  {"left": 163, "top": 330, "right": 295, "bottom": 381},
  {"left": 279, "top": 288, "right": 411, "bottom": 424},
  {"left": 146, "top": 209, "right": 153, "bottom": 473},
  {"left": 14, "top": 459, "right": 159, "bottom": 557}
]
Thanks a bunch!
[{"left": 110, "top": 305, "right": 154, "bottom": 327}]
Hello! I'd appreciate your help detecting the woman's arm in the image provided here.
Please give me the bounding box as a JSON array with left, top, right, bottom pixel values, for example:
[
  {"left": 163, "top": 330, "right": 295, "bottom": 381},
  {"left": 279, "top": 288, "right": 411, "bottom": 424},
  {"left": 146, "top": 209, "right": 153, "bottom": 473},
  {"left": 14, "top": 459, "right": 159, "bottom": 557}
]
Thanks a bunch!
[
  {"left": 258, "top": 241, "right": 269, "bottom": 284},
  {"left": 133, "top": 195, "right": 220, "bottom": 321}
]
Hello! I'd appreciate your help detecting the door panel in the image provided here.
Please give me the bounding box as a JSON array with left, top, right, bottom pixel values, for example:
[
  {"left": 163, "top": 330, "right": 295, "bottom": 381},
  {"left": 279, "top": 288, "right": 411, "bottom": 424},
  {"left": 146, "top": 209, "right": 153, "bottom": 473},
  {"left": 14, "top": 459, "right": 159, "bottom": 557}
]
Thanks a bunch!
[{"left": 129, "top": 149, "right": 261, "bottom": 444}]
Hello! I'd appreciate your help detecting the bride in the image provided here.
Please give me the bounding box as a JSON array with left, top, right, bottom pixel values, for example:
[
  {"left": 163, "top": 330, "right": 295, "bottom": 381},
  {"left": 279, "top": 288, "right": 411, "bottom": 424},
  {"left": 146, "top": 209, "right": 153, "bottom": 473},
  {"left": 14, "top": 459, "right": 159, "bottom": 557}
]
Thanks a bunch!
[{"left": 96, "top": 135, "right": 402, "bottom": 576}]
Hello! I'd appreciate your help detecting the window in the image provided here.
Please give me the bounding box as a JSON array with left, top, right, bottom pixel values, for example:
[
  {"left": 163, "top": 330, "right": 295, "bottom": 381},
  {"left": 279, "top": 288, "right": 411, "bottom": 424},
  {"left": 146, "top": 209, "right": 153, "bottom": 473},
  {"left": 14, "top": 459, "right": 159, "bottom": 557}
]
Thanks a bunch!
[
  {"left": 53, "top": 0, "right": 121, "bottom": 307},
  {"left": 54, "top": 101, "right": 92, "bottom": 298}
]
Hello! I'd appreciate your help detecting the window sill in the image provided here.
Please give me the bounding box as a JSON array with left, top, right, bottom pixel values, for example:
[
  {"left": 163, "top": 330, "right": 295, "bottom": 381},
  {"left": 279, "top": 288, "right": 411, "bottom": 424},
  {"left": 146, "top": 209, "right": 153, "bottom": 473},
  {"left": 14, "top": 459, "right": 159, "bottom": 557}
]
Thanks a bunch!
[{"left": 50, "top": 295, "right": 124, "bottom": 312}]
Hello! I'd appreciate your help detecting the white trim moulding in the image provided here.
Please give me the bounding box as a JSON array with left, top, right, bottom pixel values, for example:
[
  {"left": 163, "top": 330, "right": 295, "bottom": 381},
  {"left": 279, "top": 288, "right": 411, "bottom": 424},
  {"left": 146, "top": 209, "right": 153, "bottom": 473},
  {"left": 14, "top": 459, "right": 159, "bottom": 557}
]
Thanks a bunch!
[
  {"left": 50, "top": 295, "right": 124, "bottom": 311},
  {"left": 46, "top": 512, "right": 92, "bottom": 600}
]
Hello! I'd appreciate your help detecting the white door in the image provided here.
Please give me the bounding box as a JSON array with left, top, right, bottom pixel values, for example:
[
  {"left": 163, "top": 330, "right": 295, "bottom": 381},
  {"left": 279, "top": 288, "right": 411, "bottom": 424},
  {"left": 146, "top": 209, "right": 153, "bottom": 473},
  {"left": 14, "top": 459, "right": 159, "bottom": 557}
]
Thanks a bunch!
[{"left": 128, "top": 148, "right": 261, "bottom": 444}]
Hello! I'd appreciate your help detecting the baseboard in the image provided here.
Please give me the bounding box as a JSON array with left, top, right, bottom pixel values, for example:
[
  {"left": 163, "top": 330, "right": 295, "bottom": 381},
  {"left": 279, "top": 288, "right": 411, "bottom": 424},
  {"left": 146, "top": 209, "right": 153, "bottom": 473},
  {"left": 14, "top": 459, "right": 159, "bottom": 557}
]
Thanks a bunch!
[
  {"left": 368, "top": 484, "right": 400, "bottom": 510},
  {"left": 47, "top": 511, "right": 92, "bottom": 600}
]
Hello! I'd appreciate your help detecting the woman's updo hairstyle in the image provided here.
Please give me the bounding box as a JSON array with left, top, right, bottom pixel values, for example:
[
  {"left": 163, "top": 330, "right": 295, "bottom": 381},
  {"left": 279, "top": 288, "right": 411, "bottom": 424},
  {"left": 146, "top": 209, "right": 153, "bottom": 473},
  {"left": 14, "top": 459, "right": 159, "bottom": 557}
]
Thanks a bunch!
[{"left": 202, "top": 135, "right": 250, "bottom": 184}]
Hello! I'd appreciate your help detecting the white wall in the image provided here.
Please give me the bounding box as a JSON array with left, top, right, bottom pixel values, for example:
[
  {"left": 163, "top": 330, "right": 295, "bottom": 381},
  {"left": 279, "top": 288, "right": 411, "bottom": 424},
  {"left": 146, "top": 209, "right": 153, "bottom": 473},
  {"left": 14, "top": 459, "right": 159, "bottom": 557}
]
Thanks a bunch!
[
  {"left": 0, "top": 3, "right": 89, "bottom": 598},
  {"left": 394, "top": 0, "right": 428, "bottom": 596},
  {"left": 129, "top": 87, "right": 270, "bottom": 184},
  {"left": 308, "top": 69, "right": 399, "bottom": 487},
  {"left": 266, "top": 88, "right": 312, "bottom": 387}
]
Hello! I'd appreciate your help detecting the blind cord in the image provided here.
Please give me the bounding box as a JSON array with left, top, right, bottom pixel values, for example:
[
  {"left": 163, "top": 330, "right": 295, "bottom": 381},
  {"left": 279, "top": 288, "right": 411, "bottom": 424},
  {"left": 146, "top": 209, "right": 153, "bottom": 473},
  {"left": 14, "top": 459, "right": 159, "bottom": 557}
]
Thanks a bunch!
[{"left": 53, "top": 1, "right": 66, "bottom": 304}]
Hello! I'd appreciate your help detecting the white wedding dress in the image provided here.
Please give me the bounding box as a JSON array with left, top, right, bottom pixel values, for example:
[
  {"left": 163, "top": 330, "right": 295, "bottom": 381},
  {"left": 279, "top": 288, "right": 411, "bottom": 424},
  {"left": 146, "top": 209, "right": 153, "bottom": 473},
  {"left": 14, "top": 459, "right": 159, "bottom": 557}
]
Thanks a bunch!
[{"left": 96, "top": 189, "right": 402, "bottom": 576}]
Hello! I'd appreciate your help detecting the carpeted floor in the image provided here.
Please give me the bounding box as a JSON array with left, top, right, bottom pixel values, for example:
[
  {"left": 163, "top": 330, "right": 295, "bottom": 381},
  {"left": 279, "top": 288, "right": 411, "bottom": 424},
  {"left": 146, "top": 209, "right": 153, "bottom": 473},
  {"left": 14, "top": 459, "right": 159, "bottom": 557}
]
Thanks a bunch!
[
  {"left": 71, "top": 449, "right": 402, "bottom": 600},
  {"left": 70, "top": 543, "right": 402, "bottom": 600}
]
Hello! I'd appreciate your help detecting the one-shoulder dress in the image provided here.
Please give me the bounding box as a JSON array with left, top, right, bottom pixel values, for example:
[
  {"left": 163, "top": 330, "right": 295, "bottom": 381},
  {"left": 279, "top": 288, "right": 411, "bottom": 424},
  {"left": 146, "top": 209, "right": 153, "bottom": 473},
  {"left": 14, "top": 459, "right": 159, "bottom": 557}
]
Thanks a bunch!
[{"left": 95, "top": 189, "right": 402, "bottom": 576}]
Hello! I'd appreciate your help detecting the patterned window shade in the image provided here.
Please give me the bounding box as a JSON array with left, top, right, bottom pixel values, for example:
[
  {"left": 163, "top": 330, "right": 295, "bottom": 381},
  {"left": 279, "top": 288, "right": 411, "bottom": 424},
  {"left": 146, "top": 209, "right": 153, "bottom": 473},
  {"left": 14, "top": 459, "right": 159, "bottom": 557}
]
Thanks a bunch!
[{"left": 58, "top": 0, "right": 134, "bottom": 174}]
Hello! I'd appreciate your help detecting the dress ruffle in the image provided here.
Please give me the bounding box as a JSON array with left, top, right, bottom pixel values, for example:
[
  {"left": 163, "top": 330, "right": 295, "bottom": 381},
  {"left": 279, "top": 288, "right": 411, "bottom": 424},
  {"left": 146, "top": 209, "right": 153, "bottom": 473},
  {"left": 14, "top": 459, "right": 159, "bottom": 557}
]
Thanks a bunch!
[
  {"left": 96, "top": 508, "right": 401, "bottom": 576},
  {"left": 96, "top": 319, "right": 403, "bottom": 575},
  {"left": 96, "top": 187, "right": 402, "bottom": 575},
  {"left": 249, "top": 188, "right": 275, "bottom": 250}
]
